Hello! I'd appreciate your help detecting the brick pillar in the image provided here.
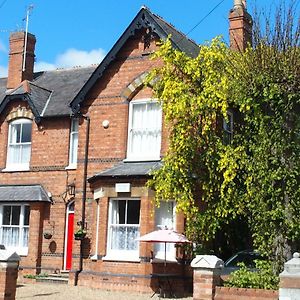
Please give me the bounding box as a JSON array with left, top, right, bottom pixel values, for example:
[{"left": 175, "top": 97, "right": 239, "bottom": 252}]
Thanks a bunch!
[
  {"left": 0, "top": 250, "right": 20, "bottom": 300},
  {"left": 279, "top": 252, "right": 300, "bottom": 300},
  {"left": 191, "top": 255, "right": 224, "bottom": 300}
]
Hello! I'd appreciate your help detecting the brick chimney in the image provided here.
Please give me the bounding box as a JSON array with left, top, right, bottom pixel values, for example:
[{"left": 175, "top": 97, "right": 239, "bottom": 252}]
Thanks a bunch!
[
  {"left": 7, "top": 31, "right": 36, "bottom": 90},
  {"left": 229, "top": 0, "right": 252, "bottom": 51}
]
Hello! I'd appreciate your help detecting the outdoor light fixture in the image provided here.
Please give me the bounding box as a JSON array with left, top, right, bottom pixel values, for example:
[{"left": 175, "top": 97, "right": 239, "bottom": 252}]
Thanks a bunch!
[{"left": 67, "top": 183, "right": 76, "bottom": 197}]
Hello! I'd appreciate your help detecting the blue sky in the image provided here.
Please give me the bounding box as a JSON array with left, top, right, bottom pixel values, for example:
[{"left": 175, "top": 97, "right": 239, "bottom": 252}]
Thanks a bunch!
[{"left": 0, "top": 0, "right": 289, "bottom": 77}]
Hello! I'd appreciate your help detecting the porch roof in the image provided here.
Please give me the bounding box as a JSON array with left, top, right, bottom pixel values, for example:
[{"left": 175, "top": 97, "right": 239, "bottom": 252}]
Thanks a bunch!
[
  {"left": 88, "top": 161, "right": 162, "bottom": 182},
  {"left": 0, "top": 184, "right": 52, "bottom": 202}
]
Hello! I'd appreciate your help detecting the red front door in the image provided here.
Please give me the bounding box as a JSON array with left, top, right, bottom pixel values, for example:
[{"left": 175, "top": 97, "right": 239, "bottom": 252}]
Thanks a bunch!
[{"left": 65, "top": 212, "right": 74, "bottom": 270}]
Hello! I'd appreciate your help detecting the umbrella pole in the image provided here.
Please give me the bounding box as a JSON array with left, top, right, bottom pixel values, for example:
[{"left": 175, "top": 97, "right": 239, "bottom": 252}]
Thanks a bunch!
[{"left": 164, "top": 242, "right": 166, "bottom": 269}]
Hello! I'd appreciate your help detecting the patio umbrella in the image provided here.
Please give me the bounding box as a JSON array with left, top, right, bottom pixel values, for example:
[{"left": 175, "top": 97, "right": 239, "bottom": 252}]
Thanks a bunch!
[{"left": 137, "top": 229, "right": 191, "bottom": 266}]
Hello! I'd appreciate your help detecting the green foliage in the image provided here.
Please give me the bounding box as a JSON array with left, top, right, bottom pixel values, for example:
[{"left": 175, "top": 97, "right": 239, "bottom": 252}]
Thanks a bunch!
[
  {"left": 24, "top": 272, "right": 49, "bottom": 279},
  {"left": 224, "top": 261, "right": 279, "bottom": 290},
  {"left": 147, "top": 4, "right": 300, "bottom": 272}
]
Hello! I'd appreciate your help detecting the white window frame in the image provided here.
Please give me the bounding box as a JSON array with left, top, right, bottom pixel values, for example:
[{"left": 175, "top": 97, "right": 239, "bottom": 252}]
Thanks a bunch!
[
  {"left": 126, "top": 99, "right": 162, "bottom": 161},
  {"left": 223, "top": 111, "right": 233, "bottom": 144},
  {"left": 154, "top": 201, "right": 176, "bottom": 262},
  {"left": 5, "top": 118, "right": 32, "bottom": 171},
  {"left": 0, "top": 203, "right": 30, "bottom": 256},
  {"left": 66, "top": 118, "right": 79, "bottom": 169},
  {"left": 104, "top": 198, "right": 140, "bottom": 262}
]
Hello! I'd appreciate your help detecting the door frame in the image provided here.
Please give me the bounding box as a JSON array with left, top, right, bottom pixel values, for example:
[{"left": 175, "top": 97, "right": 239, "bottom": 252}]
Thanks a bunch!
[{"left": 63, "top": 200, "right": 75, "bottom": 270}]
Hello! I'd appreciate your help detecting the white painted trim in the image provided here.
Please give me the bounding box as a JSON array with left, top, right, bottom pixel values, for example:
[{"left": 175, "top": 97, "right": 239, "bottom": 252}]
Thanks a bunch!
[
  {"left": 126, "top": 98, "right": 162, "bottom": 161},
  {"left": 63, "top": 201, "right": 74, "bottom": 270},
  {"left": 91, "top": 199, "right": 100, "bottom": 261}
]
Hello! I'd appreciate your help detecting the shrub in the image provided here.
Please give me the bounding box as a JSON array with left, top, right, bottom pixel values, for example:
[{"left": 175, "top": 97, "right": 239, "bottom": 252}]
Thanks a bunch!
[{"left": 224, "top": 260, "right": 279, "bottom": 290}]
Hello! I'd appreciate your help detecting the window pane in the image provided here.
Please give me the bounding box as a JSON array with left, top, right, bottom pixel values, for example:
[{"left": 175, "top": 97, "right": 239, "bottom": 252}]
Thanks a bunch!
[
  {"left": 110, "top": 225, "right": 139, "bottom": 251},
  {"left": 3, "top": 207, "right": 11, "bottom": 225},
  {"left": 11, "top": 206, "right": 20, "bottom": 225},
  {"left": 10, "top": 124, "right": 21, "bottom": 143},
  {"left": 129, "top": 101, "right": 162, "bottom": 158},
  {"left": 127, "top": 200, "right": 140, "bottom": 224},
  {"left": 21, "top": 123, "right": 32, "bottom": 143},
  {"left": 22, "top": 227, "right": 29, "bottom": 247},
  {"left": 2, "top": 227, "right": 20, "bottom": 247},
  {"left": 117, "top": 200, "right": 126, "bottom": 224},
  {"left": 24, "top": 206, "right": 30, "bottom": 226}
]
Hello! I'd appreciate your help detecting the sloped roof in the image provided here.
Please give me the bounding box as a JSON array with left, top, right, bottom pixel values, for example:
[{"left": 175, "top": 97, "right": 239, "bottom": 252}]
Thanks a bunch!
[
  {"left": 70, "top": 6, "right": 199, "bottom": 112},
  {"left": 88, "top": 161, "right": 162, "bottom": 182},
  {"left": 0, "top": 184, "right": 52, "bottom": 202},
  {"left": 0, "top": 66, "right": 96, "bottom": 120},
  {"left": 0, "top": 6, "right": 199, "bottom": 120}
]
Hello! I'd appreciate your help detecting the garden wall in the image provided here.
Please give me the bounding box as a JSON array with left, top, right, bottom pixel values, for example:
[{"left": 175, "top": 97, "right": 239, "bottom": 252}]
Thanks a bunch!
[{"left": 214, "top": 286, "right": 278, "bottom": 300}]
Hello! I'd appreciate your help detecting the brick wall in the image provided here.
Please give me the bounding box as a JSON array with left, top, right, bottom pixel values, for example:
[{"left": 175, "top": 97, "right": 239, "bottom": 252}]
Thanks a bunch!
[{"left": 0, "top": 26, "right": 187, "bottom": 294}]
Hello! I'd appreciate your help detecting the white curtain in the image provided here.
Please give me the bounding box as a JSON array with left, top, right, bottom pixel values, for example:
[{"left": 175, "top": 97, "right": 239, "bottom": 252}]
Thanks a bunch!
[{"left": 130, "top": 101, "right": 162, "bottom": 158}]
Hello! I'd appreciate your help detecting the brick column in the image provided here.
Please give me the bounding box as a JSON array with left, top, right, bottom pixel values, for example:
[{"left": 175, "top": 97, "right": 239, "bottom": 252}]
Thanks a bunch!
[
  {"left": 279, "top": 252, "right": 300, "bottom": 300},
  {"left": 191, "top": 255, "right": 224, "bottom": 300},
  {"left": 0, "top": 250, "right": 20, "bottom": 300}
]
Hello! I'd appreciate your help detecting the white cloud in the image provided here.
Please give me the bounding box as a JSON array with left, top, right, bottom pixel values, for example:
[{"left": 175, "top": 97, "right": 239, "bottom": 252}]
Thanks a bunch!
[{"left": 34, "top": 48, "right": 106, "bottom": 72}]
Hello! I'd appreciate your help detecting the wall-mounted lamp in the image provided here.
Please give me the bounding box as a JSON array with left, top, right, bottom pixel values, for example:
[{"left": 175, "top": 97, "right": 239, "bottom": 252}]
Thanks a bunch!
[{"left": 67, "top": 182, "right": 76, "bottom": 197}]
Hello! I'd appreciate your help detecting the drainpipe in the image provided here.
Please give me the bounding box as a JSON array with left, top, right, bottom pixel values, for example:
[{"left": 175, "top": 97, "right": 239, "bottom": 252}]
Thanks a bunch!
[{"left": 74, "top": 114, "right": 90, "bottom": 286}]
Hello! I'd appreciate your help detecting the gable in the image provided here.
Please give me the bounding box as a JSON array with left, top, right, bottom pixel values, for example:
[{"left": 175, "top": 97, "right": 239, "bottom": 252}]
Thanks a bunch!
[{"left": 70, "top": 6, "right": 199, "bottom": 113}]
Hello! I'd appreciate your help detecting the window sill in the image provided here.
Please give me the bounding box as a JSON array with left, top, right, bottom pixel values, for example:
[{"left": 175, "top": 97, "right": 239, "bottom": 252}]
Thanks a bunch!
[
  {"left": 103, "top": 254, "right": 140, "bottom": 263},
  {"left": 123, "top": 157, "right": 161, "bottom": 162},
  {"left": 2, "top": 166, "right": 30, "bottom": 172},
  {"left": 65, "top": 164, "right": 77, "bottom": 170}
]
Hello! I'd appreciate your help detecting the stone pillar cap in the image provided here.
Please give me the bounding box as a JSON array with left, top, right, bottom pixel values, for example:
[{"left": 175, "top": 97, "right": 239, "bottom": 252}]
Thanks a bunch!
[
  {"left": 280, "top": 252, "right": 300, "bottom": 276},
  {"left": 0, "top": 248, "right": 20, "bottom": 262},
  {"left": 191, "top": 255, "right": 224, "bottom": 269}
]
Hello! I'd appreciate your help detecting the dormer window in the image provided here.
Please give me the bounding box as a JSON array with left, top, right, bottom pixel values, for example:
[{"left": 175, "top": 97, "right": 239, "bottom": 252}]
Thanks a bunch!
[
  {"left": 67, "top": 118, "right": 79, "bottom": 169},
  {"left": 6, "top": 118, "right": 32, "bottom": 171},
  {"left": 127, "top": 99, "right": 162, "bottom": 161}
]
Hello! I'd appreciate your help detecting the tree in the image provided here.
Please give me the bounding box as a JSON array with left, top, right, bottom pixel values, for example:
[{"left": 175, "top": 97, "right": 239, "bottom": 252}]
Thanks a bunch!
[{"left": 147, "top": 3, "right": 300, "bottom": 272}]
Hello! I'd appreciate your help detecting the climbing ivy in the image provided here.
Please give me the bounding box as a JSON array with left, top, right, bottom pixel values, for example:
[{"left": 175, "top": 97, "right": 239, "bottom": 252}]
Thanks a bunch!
[{"left": 147, "top": 4, "right": 300, "bottom": 272}]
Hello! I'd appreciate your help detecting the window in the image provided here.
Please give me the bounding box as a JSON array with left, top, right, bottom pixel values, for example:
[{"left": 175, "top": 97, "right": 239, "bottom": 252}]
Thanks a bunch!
[
  {"left": 223, "top": 111, "right": 233, "bottom": 144},
  {"left": 127, "top": 99, "right": 162, "bottom": 161},
  {"left": 6, "top": 118, "right": 32, "bottom": 170},
  {"left": 0, "top": 204, "right": 30, "bottom": 255},
  {"left": 106, "top": 198, "right": 140, "bottom": 261},
  {"left": 154, "top": 201, "right": 176, "bottom": 261},
  {"left": 67, "top": 118, "right": 79, "bottom": 168}
]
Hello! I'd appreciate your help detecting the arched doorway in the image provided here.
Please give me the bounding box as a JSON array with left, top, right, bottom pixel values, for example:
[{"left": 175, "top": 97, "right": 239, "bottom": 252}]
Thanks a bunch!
[{"left": 64, "top": 200, "right": 74, "bottom": 270}]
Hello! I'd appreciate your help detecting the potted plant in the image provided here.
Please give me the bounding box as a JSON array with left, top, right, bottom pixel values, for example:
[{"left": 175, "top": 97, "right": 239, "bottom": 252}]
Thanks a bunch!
[
  {"left": 43, "top": 232, "right": 53, "bottom": 239},
  {"left": 74, "top": 228, "right": 86, "bottom": 240}
]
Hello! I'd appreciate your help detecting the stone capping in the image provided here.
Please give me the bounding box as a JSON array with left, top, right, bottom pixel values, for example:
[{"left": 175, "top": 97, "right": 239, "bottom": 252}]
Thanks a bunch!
[
  {"left": 0, "top": 249, "right": 20, "bottom": 262},
  {"left": 280, "top": 252, "right": 300, "bottom": 276},
  {"left": 191, "top": 255, "right": 224, "bottom": 269}
]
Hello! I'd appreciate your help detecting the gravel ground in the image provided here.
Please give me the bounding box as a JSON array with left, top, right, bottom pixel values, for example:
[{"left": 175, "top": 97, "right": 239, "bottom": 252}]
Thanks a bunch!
[{"left": 16, "top": 283, "right": 193, "bottom": 300}]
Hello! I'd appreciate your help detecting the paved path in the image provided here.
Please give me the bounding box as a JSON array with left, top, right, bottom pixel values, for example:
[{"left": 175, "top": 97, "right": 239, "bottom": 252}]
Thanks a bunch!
[{"left": 16, "top": 283, "right": 193, "bottom": 300}]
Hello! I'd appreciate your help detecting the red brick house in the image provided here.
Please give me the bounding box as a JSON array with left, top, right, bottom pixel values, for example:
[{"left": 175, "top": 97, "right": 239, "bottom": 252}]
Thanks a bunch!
[{"left": 0, "top": 2, "right": 251, "bottom": 294}]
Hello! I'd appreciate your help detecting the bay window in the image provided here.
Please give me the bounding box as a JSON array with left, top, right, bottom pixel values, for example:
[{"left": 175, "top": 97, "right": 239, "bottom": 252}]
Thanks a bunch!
[
  {"left": 6, "top": 118, "right": 32, "bottom": 170},
  {"left": 127, "top": 99, "right": 162, "bottom": 161},
  {"left": 0, "top": 204, "right": 30, "bottom": 255},
  {"left": 106, "top": 198, "right": 140, "bottom": 260}
]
